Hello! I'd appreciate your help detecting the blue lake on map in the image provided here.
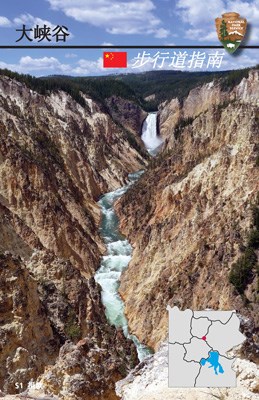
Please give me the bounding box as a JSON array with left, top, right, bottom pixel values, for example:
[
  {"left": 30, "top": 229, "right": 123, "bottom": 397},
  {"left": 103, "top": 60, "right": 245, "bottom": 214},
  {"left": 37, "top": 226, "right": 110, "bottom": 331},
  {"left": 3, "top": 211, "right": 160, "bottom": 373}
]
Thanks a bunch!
[{"left": 200, "top": 351, "right": 224, "bottom": 375}]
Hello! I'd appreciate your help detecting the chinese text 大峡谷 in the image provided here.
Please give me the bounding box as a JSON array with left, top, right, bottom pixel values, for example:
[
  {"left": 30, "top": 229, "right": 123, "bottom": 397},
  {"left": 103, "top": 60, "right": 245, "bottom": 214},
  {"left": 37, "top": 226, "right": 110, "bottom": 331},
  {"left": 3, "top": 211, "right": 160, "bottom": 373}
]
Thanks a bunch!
[{"left": 16, "top": 25, "right": 70, "bottom": 43}]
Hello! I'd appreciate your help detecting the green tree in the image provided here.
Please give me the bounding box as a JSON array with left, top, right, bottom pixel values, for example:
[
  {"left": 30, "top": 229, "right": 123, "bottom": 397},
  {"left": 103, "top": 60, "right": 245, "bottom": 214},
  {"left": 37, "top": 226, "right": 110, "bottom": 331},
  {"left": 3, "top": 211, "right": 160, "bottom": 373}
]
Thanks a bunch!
[
  {"left": 220, "top": 20, "right": 228, "bottom": 40},
  {"left": 229, "top": 248, "right": 257, "bottom": 294}
]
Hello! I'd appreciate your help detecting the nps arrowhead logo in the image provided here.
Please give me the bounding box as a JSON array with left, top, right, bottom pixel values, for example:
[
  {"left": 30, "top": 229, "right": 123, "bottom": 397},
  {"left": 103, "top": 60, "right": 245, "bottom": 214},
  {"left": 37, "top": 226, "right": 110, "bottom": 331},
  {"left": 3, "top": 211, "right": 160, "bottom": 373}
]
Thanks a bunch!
[{"left": 215, "top": 12, "right": 247, "bottom": 54}]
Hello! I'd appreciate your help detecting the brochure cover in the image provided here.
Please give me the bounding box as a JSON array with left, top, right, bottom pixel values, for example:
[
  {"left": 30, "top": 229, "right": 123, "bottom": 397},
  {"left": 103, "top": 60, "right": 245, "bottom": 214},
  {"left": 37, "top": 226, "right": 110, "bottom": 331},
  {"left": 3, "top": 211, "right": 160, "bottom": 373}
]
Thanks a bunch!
[{"left": 0, "top": 1, "right": 258, "bottom": 399}]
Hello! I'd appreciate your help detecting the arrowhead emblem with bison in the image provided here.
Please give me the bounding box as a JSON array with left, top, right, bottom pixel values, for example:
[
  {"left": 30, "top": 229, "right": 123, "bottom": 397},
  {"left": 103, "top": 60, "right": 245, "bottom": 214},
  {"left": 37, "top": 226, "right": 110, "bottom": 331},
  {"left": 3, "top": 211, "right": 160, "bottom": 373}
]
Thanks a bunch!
[{"left": 215, "top": 12, "right": 247, "bottom": 54}]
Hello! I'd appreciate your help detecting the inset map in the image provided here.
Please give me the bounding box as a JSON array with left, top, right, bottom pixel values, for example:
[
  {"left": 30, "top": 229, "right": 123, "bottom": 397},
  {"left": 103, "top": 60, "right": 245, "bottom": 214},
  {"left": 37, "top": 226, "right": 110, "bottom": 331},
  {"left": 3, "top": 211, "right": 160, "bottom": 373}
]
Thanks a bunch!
[{"left": 167, "top": 306, "right": 246, "bottom": 387}]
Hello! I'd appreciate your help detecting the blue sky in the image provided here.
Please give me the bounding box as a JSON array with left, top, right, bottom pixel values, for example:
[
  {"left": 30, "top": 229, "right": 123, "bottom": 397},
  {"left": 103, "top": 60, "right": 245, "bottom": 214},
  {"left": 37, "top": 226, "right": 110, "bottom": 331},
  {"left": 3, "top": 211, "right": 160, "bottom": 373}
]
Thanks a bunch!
[{"left": 0, "top": 0, "right": 258, "bottom": 76}]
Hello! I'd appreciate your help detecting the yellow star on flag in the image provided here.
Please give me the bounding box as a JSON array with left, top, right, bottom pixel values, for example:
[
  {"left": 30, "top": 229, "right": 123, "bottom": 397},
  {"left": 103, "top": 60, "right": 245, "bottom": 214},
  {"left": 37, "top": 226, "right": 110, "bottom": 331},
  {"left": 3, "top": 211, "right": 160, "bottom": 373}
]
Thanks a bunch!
[{"left": 103, "top": 51, "right": 127, "bottom": 68}]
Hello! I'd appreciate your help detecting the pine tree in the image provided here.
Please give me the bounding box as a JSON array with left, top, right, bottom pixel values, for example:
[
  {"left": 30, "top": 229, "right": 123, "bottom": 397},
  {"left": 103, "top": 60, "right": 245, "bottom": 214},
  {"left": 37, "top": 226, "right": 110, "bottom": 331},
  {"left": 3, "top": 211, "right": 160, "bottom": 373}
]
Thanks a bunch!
[{"left": 220, "top": 20, "right": 228, "bottom": 40}]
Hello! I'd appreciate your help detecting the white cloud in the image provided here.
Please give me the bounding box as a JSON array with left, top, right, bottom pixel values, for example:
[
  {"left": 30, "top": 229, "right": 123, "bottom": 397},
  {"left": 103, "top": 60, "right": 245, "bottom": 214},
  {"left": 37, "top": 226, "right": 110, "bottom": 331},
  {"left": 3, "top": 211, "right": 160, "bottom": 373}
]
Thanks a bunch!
[
  {"left": 0, "top": 16, "right": 12, "bottom": 27},
  {"left": 46, "top": 0, "right": 170, "bottom": 37},
  {"left": 154, "top": 28, "right": 170, "bottom": 38},
  {"left": 176, "top": 0, "right": 259, "bottom": 43},
  {"left": 20, "top": 56, "right": 71, "bottom": 72},
  {"left": 221, "top": 49, "right": 259, "bottom": 69},
  {"left": 0, "top": 55, "right": 104, "bottom": 76},
  {"left": 176, "top": 0, "right": 225, "bottom": 26},
  {"left": 0, "top": 13, "right": 57, "bottom": 30},
  {"left": 0, "top": 56, "right": 71, "bottom": 74},
  {"left": 13, "top": 13, "right": 55, "bottom": 29},
  {"left": 73, "top": 57, "right": 104, "bottom": 74},
  {"left": 227, "top": 0, "right": 259, "bottom": 23},
  {"left": 0, "top": 56, "right": 105, "bottom": 76}
]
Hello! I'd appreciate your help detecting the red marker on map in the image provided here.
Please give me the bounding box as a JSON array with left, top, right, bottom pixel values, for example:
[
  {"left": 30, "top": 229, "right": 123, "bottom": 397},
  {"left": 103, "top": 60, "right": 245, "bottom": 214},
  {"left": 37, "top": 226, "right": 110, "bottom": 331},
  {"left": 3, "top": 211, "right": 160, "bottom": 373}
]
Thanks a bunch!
[{"left": 202, "top": 336, "right": 207, "bottom": 341}]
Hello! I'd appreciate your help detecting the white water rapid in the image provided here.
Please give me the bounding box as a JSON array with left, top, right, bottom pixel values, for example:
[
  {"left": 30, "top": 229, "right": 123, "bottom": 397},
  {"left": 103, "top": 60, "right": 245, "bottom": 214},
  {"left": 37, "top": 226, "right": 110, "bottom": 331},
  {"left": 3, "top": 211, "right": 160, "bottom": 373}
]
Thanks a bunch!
[
  {"left": 141, "top": 112, "right": 163, "bottom": 154},
  {"left": 94, "top": 113, "right": 162, "bottom": 362},
  {"left": 94, "top": 171, "right": 151, "bottom": 362}
]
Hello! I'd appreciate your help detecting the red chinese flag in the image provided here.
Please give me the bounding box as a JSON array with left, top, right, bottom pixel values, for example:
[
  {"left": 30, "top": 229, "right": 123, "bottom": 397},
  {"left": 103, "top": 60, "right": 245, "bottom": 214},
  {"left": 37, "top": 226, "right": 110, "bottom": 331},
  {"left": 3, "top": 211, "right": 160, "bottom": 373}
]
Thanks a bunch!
[{"left": 103, "top": 52, "right": 127, "bottom": 68}]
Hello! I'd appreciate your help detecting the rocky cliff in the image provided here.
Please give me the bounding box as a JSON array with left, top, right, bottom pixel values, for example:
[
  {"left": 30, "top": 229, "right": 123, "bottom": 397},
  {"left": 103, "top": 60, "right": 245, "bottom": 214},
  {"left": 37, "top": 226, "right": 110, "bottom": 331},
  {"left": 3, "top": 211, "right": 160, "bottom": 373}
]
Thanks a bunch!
[
  {"left": 116, "top": 70, "right": 259, "bottom": 360},
  {"left": 105, "top": 96, "right": 147, "bottom": 137},
  {"left": 0, "top": 76, "right": 148, "bottom": 275},
  {"left": 0, "top": 75, "right": 147, "bottom": 397},
  {"left": 0, "top": 253, "right": 56, "bottom": 393}
]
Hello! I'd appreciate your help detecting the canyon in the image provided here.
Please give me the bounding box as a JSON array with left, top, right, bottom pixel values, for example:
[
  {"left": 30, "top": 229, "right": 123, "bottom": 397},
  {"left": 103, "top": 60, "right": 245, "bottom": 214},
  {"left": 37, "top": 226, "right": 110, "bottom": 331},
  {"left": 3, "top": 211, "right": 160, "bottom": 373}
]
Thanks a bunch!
[
  {"left": 0, "top": 68, "right": 258, "bottom": 399},
  {"left": 0, "top": 75, "right": 148, "bottom": 399}
]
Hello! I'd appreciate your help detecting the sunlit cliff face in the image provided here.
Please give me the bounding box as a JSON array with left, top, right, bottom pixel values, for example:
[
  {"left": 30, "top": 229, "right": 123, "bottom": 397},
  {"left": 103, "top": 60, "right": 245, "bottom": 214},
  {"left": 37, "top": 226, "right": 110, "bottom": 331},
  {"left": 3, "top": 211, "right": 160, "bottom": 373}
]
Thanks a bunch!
[{"left": 116, "top": 70, "right": 259, "bottom": 355}]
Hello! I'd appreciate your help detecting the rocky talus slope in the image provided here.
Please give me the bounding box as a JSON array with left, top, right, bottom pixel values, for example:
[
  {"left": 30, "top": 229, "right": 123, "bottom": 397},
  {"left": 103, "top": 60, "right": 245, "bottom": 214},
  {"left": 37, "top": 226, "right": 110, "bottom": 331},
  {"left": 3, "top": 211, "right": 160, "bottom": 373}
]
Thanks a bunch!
[
  {"left": 0, "top": 76, "right": 148, "bottom": 398},
  {"left": 116, "top": 70, "right": 259, "bottom": 360}
]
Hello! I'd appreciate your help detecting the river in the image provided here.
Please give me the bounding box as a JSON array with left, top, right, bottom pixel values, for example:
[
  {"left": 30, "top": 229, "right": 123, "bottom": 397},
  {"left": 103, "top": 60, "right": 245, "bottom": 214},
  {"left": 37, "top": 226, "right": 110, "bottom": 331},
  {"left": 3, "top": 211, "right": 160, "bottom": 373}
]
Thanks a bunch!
[{"left": 94, "top": 113, "right": 162, "bottom": 361}]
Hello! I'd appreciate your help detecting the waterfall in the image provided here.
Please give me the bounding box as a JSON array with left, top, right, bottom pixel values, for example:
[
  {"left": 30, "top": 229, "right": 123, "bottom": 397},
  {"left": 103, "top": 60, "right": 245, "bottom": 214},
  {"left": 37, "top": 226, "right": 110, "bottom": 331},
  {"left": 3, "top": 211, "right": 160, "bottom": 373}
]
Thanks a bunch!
[
  {"left": 141, "top": 113, "right": 163, "bottom": 154},
  {"left": 94, "top": 171, "right": 151, "bottom": 362}
]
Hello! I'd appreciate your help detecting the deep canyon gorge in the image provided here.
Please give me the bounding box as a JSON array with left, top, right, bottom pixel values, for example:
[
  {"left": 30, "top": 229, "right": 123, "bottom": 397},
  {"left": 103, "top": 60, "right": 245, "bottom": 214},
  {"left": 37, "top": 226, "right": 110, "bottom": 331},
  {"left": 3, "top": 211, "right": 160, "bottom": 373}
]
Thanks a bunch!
[{"left": 0, "top": 68, "right": 258, "bottom": 399}]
